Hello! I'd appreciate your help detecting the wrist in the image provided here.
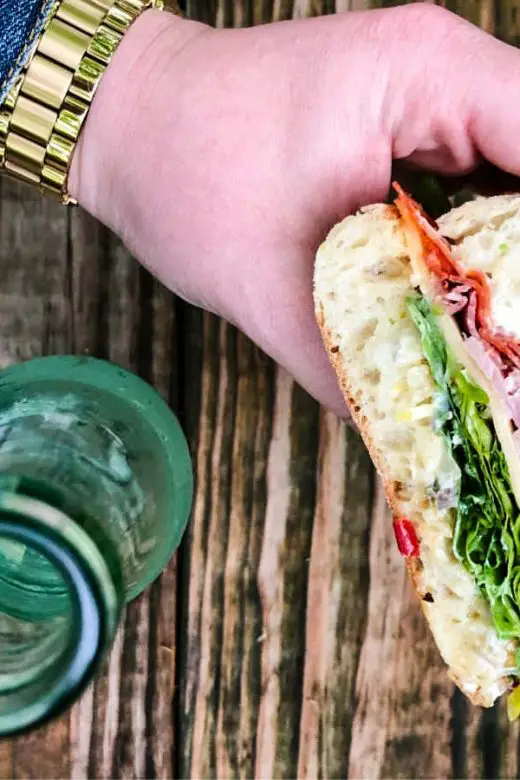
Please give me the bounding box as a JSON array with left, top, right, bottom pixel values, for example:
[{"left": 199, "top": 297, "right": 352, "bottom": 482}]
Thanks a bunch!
[{"left": 68, "top": 9, "right": 211, "bottom": 226}]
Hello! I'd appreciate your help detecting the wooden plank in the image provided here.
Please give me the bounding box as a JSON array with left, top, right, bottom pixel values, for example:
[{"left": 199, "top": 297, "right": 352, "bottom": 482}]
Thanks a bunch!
[
  {"left": 179, "top": 315, "right": 237, "bottom": 779},
  {"left": 214, "top": 332, "right": 272, "bottom": 779},
  {"left": 380, "top": 589, "right": 453, "bottom": 778},
  {"left": 12, "top": 719, "right": 71, "bottom": 780},
  {"left": 0, "top": 741, "right": 13, "bottom": 780},
  {"left": 236, "top": 345, "right": 274, "bottom": 778},
  {"left": 0, "top": 178, "right": 72, "bottom": 779},
  {"left": 298, "top": 411, "right": 373, "bottom": 780},
  {"left": 347, "top": 483, "right": 407, "bottom": 779},
  {"left": 179, "top": 313, "right": 329, "bottom": 779},
  {"left": 70, "top": 629, "right": 125, "bottom": 779},
  {"left": 256, "top": 378, "right": 320, "bottom": 779},
  {"left": 65, "top": 211, "right": 180, "bottom": 780},
  {"left": 0, "top": 181, "right": 70, "bottom": 362},
  {"left": 0, "top": 184, "right": 180, "bottom": 777},
  {"left": 178, "top": 317, "right": 275, "bottom": 778}
]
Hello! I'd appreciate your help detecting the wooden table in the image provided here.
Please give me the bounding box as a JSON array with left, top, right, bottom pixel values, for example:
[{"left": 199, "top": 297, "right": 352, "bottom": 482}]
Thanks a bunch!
[{"left": 0, "top": 0, "right": 518, "bottom": 777}]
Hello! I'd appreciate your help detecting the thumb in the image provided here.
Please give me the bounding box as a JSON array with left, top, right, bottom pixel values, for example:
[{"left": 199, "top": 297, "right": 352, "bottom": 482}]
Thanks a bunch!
[
  {"left": 388, "top": 4, "right": 520, "bottom": 178},
  {"left": 468, "top": 35, "right": 520, "bottom": 176}
]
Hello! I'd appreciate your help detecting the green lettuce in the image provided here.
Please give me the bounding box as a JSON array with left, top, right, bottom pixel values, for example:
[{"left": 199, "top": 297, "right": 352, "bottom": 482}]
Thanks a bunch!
[{"left": 407, "top": 294, "right": 520, "bottom": 639}]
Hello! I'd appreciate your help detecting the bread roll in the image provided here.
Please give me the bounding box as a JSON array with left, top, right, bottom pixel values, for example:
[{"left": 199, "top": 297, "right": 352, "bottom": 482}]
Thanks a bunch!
[{"left": 313, "top": 195, "right": 520, "bottom": 706}]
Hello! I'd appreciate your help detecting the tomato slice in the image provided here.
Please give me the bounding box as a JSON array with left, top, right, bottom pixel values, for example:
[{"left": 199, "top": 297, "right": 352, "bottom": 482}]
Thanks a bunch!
[{"left": 393, "top": 518, "right": 420, "bottom": 558}]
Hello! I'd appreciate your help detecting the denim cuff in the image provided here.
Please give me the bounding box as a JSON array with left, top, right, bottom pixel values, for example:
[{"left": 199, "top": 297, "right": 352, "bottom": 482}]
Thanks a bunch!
[{"left": 0, "top": 0, "right": 56, "bottom": 104}]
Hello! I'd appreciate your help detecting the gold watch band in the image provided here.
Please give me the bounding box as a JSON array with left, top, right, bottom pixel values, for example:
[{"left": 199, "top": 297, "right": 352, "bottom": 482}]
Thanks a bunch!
[{"left": 0, "top": 0, "right": 164, "bottom": 205}]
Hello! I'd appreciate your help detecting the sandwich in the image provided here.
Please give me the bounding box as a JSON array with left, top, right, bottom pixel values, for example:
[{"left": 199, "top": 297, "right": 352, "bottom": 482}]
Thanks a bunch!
[{"left": 313, "top": 183, "right": 520, "bottom": 715}]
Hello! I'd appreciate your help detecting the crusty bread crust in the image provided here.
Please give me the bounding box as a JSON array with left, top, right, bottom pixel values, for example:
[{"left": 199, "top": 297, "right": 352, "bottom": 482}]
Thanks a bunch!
[
  {"left": 318, "top": 305, "right": 506, "bottom": 706},
  {"left": 314, "top": 201, "right": 516, "bottom": 707}
]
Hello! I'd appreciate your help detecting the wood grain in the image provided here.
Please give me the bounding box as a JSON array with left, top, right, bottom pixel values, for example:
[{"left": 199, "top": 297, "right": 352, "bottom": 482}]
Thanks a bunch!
[
  {"left": 0, "top": 179, "right": 71, "bottom": 780},
  {"left": 0, "top": 185, "right": 180, "bottom": 779},
  {"left": 2, "top": 0, "right": 520, "bottom": 776}
]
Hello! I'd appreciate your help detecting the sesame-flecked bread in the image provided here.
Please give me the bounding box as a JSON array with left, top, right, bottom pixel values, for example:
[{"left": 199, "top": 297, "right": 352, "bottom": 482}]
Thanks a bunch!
[{"left": 313, "top": 196, "right": 520, "bottom": 707}]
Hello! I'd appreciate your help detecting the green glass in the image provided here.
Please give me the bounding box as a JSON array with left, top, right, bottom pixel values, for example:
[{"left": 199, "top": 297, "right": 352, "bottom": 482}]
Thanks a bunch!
[{"left": 0, "top": 356, "right": 193, "bottom": 736}]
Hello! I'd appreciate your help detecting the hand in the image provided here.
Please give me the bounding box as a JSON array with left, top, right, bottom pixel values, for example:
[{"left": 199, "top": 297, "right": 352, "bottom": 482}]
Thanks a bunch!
[{"left": 70, "top": 3, "right": 520, "bottom": 417}]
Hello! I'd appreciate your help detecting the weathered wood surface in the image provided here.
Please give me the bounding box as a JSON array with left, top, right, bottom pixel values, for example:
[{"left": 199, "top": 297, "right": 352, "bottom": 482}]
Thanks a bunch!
[{"left": 0, "top": 0, "right": 519, "bottom": 777}]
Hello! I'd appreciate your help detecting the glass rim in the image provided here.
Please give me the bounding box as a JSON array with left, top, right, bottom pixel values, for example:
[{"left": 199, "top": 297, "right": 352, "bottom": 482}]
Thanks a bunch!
[{"left": 0, "top": 492, "right": 122, "bottom": 736}]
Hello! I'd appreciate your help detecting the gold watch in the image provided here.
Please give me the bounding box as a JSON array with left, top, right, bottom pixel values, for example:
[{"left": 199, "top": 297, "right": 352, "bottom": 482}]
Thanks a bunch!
[{"left": 0, "top": 0, "right": 165, "bottom": 205}]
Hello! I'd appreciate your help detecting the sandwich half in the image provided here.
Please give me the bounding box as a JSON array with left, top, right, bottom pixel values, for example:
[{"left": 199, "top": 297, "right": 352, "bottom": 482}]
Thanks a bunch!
[{"left": 313, "top": 185, "right": 520, "bottom": 713}]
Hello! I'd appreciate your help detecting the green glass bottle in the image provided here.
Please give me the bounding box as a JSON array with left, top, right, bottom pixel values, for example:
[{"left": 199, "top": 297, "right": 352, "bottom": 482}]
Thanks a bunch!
[{"left": 0, "top": 356, "right": 193, "bottom": 736}]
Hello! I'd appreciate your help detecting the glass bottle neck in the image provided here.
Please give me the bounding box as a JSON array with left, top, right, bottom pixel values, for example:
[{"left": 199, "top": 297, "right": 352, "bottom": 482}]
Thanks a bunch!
[{"left": 0, "top": 490, "right": 123, "bottom": 736}]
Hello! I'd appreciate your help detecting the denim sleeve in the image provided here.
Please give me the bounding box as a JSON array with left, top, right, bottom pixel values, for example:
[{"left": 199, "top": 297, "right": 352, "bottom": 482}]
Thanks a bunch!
[{"left": 0, "top": 0, "right": 56, "bottom": 104}]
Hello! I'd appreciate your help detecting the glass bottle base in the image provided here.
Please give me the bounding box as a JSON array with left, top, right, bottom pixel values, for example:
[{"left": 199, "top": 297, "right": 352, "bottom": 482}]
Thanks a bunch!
[{"left": 0, "top": 492, "right": 122, "bottom": 736}]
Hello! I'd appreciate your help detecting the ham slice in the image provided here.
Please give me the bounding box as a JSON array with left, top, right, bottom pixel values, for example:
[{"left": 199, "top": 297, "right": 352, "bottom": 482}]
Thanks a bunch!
[
  {"left": 464, "top": 292, "right": 479, "bottom": 339},
  {"left": 513, "top": 429, "right": 520, "bottom": 455},
  {"left": 393, "top": 182, "right": 520, "bottom": 435},
  {"left": 443, "top": 284, "right": 471, "bottom": 315},
  {"left": 464, "top": 337, "right": 520, "bottom": 429},
  {"left": 394, "top": 183, "right": 520, "bottom": 369}
]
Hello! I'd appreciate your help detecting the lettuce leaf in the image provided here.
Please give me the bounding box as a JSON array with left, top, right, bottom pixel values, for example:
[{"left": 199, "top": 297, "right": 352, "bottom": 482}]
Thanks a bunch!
[{"left": 407, "top": 294, "right": 520, "bottom": 638}]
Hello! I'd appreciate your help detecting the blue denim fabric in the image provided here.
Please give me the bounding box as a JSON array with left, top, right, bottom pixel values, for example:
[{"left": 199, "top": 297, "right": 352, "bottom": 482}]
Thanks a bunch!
[{"left": 0, "top": 0, "right": 56, "bottom": 104}]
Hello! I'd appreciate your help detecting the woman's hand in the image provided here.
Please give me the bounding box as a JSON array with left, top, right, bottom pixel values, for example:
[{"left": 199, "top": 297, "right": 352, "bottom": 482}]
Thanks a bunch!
[{"left": 70, "top": 4, "right": 520, "bottom": 417}]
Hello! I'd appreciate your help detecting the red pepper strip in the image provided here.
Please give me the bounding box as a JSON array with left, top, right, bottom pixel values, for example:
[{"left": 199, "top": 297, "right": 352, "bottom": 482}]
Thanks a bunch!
[
  {"left": 393, "top": 518, "right": 420, "bottom": 558},
  {"left": 393, "top": 182, "right": 520, "bottom": 370}
]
